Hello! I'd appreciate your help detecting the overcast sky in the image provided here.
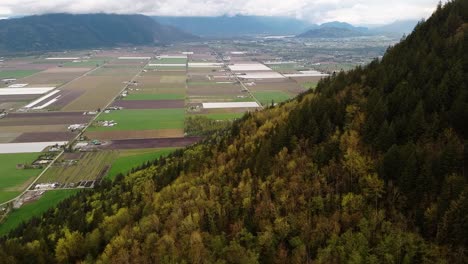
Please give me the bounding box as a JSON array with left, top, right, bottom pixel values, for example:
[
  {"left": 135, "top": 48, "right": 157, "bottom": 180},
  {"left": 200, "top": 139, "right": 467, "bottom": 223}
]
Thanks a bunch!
[{"left": 0, "top": 0, "right": 441, "bottom": 25}]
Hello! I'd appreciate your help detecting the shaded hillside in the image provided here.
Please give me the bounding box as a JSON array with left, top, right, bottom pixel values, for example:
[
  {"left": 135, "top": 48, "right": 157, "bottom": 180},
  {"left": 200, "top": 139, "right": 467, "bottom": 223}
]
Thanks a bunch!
[
  {"left": 0, "top": 1, "right": 467, "bottom": 263},
  {"left": 0, "top": 14, "right": 197, "bottom": 52}
]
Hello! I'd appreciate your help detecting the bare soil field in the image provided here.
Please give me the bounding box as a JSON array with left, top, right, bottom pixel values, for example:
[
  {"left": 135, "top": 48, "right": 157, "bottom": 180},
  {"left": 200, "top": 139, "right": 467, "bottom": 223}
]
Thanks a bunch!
[
  {"left": 112, "top": 100, "right": 185, "bottom": 109},
  {"left": 89, "top": 67, "right": 141, "bottom": 76},
  {"left": 0, "top": 125, "right": 69, "bottom": 133},
  {"left": 12, "top": 132, "right": 75, "bottom": 143},
  {"left": 248, "top": 81, "right": 304, "bottom": 94},
  {"left": 41, "top": 67, "right": 92, "bottom": 73},
  {"left": 49, "top": 90, "right": 84, "bottom": 110},
  {"left": 85, "top": 129, "right": 184, "bottom": 140},
  {"left": 0, "top": 132, "right": 21, "bottom": 143},
  {"left": 60, "top": 75, "right": 134, "bottom": 111},
  {"left": 160, "top": 75, "right": 186, "bottom": 83},
  {"left": 187, "top": 84, "right": 243, "bottom": 96},
  {"left": 100, "top": 137, "right": 202, "bottom": 150},
  {"left": 0, "top": 95, "right": 37, "bottom": 103},
  {"left": 20, "top": 72, "right": 84, "bottom": 85}
]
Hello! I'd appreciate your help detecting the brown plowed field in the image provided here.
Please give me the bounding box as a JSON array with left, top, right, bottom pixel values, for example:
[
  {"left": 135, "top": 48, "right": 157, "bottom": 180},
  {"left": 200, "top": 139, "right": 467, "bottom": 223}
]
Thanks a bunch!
[
  {"left": 0, "top": 95, "right": 37, "bottom": 103},
  {"left": 112, "top": 100, "right": 185, "bottom": 109},
  {"left": 99, "top": 137, "right": 202, "bottom": 150},
  {"left": 85, "top": 129, "right": 184, "bottom": 140},
  {"left": 11, "top": 132, "right": 75, "bottom": 143}
]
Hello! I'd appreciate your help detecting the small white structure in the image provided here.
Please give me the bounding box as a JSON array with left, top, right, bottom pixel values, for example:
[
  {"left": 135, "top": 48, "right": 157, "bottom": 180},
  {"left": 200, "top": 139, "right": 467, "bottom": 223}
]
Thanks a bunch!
[
  {"left": 68, "top": 124, "right": 86, "bottom": 131},
  {"left": 182, "top": 52, "right": 194, "bottom": 55},
  {"left": 74, "top": 142, "right": 89, "bottom": 150},
  {"left": 8, "top": 83, "right": 29, "bottom": 88},
  {"left": 35, "top": 183, "right": 58, "bottom": 190},
  {"left": 202, "top": 102, "right": 260, "bottom": 109}
]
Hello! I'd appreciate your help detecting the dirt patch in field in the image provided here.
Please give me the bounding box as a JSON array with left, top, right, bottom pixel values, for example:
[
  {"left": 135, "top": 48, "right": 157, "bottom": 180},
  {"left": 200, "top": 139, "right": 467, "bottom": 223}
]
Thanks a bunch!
[
  {"left": 99, "top": 136, "right": 202, "bottom": 150},
  {"left": 85, "top": 129, "right": 184, "bottom": 140},
  {"left": 112, "top": 100, "right": 185, "bottom": 109},
  {"left": 12, "top": 131, "right": 75, "bottom": 143}
]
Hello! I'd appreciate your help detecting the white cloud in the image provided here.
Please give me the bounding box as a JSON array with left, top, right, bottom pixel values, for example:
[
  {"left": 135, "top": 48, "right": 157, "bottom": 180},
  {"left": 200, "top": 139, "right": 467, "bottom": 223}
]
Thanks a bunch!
[{"left": 0, "top": 0, "right": 441, "bottom": 24}]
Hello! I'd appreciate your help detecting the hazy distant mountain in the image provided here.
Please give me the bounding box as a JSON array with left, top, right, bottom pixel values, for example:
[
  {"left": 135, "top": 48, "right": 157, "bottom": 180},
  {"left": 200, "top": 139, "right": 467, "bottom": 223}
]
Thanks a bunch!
[
  {"left": 297, "top": 22, "right": 370, "bottom": 38},
  {"left": 0, "top": 13, "right": 197, "bottom": 52},
  {"left": 371, "top": 19, "right": 419, "bottom": 35},
  {"left": 153, "top": 15, "right": 314, "bottom": 37}
]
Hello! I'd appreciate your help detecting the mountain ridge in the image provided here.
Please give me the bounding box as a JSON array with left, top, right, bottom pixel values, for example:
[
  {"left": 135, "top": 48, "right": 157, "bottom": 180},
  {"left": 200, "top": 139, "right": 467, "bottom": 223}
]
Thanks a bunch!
[{"left": 0, "top": 13, "right": 197, "bottom": 52}]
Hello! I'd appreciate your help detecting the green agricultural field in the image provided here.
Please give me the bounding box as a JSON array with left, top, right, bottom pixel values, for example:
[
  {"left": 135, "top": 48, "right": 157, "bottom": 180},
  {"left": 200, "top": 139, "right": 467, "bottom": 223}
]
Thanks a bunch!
[
  {"left": 106, "top": 148, "right": 177, "bottom": 180},
  {"left": 196, "top": 113, "right": 244, "bottom": 120},
  {"left": 151, "top": 58, "right": 187, "bottom": 64},
  {"left": 0, "top": 153, "right": 43, "bottom": 203},
  {"left": 88, "top": 109, "right": 185, "bottom": 131},
  {"left": 252, "top": 91, "right": 292, "bottom": 106},
  {"left": 39, "top": 151, "right": 118, "bottom": 184},
  {"left": 124, "top": 93, "right": 185, "bottom": 100},
  {"left": 0, "top": 189, "right": 79, "bottom": 236},
  {"left": 0, "top": 70, "right": 40, "bottom": 79}
]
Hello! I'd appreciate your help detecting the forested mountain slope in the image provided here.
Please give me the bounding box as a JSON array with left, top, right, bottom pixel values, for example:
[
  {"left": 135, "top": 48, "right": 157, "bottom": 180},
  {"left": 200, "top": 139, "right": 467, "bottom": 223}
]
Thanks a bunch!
[
  {"left": 0, "top": 14, "right": 196, "bottom": 52},
  {"left": 0, "top": 1, "right": 467, "bottom": 263}
]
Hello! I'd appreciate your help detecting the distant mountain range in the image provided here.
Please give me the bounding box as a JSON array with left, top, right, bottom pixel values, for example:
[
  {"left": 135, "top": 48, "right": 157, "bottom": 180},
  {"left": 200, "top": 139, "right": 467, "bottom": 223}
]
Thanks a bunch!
[
  {"left": 153, "top": 15, "right": 312, "bottom": 37},
  {"left": 297, "top": 22, "right": 370, "bottom": 38},
  {"left": 298, "top": 20, "right": 419, "bottom": 38},
  {"left": 153, "top": 15, "right": 419, "bottom": 38},
  {"left": 0, "top": 13, "right": 197, "bottom": 52}
]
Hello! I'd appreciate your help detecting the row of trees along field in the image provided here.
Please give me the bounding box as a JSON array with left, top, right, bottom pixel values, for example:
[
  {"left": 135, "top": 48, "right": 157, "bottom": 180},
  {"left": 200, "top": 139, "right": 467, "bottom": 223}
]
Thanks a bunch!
[{"left": 0, "top": 0, "right": 466, "bottom": 263}]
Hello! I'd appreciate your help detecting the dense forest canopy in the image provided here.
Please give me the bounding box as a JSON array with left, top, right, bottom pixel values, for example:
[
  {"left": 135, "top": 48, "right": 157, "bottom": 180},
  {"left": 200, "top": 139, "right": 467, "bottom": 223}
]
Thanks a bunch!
[
  {"left": 0, "top": 13, "right": 196, "bottom": 52},
  {"left": 0, "top": 0, "right": 466, "bottom": 263}
]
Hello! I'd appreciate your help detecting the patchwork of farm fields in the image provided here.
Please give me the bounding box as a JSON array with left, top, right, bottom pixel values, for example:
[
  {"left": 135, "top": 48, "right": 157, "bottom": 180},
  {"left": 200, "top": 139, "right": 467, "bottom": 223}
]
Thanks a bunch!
[{"left": 0, "top": 45, "right": 328, "bottom": 232}]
